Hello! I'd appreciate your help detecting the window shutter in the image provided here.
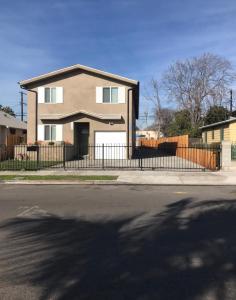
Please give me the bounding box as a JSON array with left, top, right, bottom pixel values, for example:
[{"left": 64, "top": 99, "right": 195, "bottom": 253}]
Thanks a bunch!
[
  {"left": 56, "top": 124, "right": 63, "bottom": 141},
  {"left": 38, "top": 125, "right": 44, "bottom": 141},
  {"left": 56, "top": 87, "right": 63, "bottom": 103},
  {"left": 96, "top": 87, "right": 103, "bottom": 103},
  {"left": 118, "top": 87, "right": 126, "bottom": 103},
  {"left": 38, "top": 87, "right": 45, "bottom": 103}
]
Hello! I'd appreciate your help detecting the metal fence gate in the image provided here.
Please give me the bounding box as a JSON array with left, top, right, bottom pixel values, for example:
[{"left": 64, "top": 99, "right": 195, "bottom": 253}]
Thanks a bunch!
[{"left": 0, "top": 144, "right": 221, "bottom": 171}]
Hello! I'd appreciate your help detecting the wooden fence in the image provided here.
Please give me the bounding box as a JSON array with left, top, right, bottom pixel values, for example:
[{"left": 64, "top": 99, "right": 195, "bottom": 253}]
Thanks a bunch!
[
  {"left": 140, "top": 135, "right": 189, "bottom": 147},
  {"left": 140, "top": 135, "right": 219, "bottom": 170},
  {"left": 176, "top": 147, "right": 218, "bottom": 171}
]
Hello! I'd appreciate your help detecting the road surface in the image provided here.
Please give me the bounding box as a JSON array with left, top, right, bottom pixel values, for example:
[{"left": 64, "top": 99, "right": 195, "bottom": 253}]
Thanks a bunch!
[{"left": 0, "top": 184, "right": 236, "bottom": 300}]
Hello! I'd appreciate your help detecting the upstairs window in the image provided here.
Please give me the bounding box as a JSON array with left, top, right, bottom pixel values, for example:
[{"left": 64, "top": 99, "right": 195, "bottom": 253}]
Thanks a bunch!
[
  {"left": 45, "top": 87, "right": 57, "bottom": 103},
  {"left": 103, "top": 87, "right": 118, "bottom": 103},
  {"left": 38, "top": 87, "right": 63, "bottom": 103}
]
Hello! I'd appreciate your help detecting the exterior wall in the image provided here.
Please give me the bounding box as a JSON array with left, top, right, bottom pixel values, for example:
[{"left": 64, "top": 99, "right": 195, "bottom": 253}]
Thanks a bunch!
[
  {"left": 27, "top": 70, "right": 137, "bottom": 146},
  {"left": 0, "top": 126, "right": 7, "bottom": 144},
  {"left": 0, "top": 126, "right": 26, "bottom": 145},
  {"left": 229, "top": 123, "right": 236, "bottom": 143},
  {"left": 137, "top": 130, "right": 161, "bottom": 140},
  {"left": 202, "top": 125, "right": 230, "bottom": 144}
]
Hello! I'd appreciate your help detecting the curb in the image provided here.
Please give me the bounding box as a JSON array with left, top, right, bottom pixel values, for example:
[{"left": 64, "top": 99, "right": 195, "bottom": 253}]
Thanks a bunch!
[
  {"left": 0, "top": 180, "right": 122, "bottom": 185},
  {"left": 0, "top": 180, "right": 236, "bottom": 186}
]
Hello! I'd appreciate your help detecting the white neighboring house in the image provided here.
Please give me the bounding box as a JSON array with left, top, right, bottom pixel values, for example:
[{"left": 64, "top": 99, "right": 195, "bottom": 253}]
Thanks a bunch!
[{"left": 136, "top": 130, "right": 163, "bottom": 140}]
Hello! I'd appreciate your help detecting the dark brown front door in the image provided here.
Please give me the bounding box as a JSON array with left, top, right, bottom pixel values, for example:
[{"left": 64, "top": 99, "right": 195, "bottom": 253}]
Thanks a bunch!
[{"left": 77, "top": 123, "right": 89, "bottom": 157}]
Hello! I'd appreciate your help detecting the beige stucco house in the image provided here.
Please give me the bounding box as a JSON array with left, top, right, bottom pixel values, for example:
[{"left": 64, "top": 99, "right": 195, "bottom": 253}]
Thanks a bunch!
[{"left": 19, "top": 64, "right": 139, "bottom": 158}]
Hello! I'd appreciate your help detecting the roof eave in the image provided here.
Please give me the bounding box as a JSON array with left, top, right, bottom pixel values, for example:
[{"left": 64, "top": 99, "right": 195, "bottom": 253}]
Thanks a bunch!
[{"left": 19, "top": 64, "right": 138, "bottom": 87}]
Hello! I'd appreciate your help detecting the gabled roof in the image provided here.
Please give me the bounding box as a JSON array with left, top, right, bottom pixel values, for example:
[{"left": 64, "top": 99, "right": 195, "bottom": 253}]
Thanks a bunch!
[
  {"left": 19, "top": 64, "right": 139, "bottom": 87},
  {"left": 0, "top": 111, "right": 27, "bottom": 130},
  {"left": 199, "top": 117, "right": 236, "bottom": 130},
  {"left": 40, "top": 110, "right": 122, "bottom": 121}
]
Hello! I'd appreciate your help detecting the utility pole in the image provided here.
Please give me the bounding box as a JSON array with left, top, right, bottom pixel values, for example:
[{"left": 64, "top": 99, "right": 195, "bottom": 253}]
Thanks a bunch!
[
  {"left": 19, "top": 91, "right": 27, "bottom": 121},
  {"left": 230, "top": 89, "right": 233, "bottom": 115}
]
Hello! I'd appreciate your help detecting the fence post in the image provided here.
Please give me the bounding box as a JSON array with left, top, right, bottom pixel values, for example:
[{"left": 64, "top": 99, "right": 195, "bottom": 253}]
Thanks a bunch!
[
  {"left": 36, "top": 145, "right": 40, "bottom": 170},
  {"left": 63, "top": 143, "right": 66, "bottom": 170},
  {"left": 221, "top": 141, "right": 231, "bottom": 170},
  {"left": 102, "top": 144, "right": 104, "bottom": 170},
  {"left": 140, "top": 144, "right": 143, "bottom": 171},
  {"left": 215, "top": 146, "right": 221, "bottom": 170}
]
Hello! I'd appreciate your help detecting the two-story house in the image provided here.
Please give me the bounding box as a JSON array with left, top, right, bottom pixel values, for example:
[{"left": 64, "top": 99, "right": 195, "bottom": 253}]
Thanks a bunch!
[{"left": 19, "top": 64, "right": 139, "bottom": 159}]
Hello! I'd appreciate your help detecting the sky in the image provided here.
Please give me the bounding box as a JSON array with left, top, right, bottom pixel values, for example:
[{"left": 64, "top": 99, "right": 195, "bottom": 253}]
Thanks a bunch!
[{"left": 0, "top": 0, "right": 236, "bottom": 127}]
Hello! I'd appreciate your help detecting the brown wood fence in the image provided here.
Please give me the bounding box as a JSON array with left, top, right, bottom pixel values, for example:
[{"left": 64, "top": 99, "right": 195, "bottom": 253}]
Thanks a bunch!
[
  {"left": 176, "top": 147, "right": 218, "bottom": 171},
  {"left": 140, "top": 135, "right": 219, "bottom": 170},
  {"left": 140, "top": 135, "right": 189, "bottom": 147}
]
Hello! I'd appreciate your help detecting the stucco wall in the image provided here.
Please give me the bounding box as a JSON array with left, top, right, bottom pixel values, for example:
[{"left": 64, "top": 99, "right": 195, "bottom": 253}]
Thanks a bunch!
[{"left": 27, "top": 69, "right": 137, "bottom": 145}]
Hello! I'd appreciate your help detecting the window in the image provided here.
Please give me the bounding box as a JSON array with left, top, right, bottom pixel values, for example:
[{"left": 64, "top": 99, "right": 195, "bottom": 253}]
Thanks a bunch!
[
  {"left": 220, "top": 128, "right": 224, "bottom": 141},
  {"left": 102, "top": 87, "right": 118, "bottom": 103},
  {"left": 44, "top": 125, "right": 56, "bottom": 140},
  {"left": 212, "top": 130, "right": 214, "bottom": 140},
  {"left": 204, "top": 132, "right": 207, "bottom": 143},
  {"left": 9, "top": 128, "right": 16, "bottom": 135},
  {"left": 45, "top": 87, "right": 57, "bottom": 103}
]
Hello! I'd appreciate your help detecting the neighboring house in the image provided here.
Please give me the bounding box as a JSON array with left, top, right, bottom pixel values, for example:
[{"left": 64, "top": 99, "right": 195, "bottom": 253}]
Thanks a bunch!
[
  {"left": 19, "top": 64, "right": 139, "bottom": 158},
  {"left": 200, "top": 117, "right": 236, "bottom": 144},
  {"left": 0, "top": 111, "right": 27, "bottom": 145},
  {"left": 136, "top": 130, "right": 163, "bottom": 140}
]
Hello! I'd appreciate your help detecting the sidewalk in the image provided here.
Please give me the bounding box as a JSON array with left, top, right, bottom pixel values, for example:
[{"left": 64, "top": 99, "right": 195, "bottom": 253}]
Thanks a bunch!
[{"left": 0, "top": 169, "right": 236, "bottom": 185}]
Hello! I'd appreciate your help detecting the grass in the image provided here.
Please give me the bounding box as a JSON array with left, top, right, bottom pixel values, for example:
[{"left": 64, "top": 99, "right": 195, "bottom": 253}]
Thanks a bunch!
[
  {"left": 0, "top": 175, "right": 118, "bottom": 181},
  {"left": 0, "top": 160, "right": 61, "bottom": 170}
]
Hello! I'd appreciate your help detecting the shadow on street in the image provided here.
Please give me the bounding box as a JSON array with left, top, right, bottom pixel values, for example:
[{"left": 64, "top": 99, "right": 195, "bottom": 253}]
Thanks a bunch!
[{"left": 1, "top": 198, "right": 236, "bottom": 299}]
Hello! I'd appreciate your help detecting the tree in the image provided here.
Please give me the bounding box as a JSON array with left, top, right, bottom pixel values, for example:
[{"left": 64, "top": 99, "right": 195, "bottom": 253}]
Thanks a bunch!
[
  {"left": 168, "top": 110, "right": 201, "bottom": 138},
  {"left": 0, "top": 105, "right": 16, "bottom": 117},
  {"left": 155, "top": 108, "right": 175, "bottom": 136},
  {"left": 144, "top": 79, "right": 163, "bottom": 138},
  {"left": 204, "top": 106, "right": 229, "bottom": 125},
  {"left": 144, "top": 79, "right": 175, "bottom": 137},
  {"left": 163, "top": 53, "right": 235, "bottom": 127}
]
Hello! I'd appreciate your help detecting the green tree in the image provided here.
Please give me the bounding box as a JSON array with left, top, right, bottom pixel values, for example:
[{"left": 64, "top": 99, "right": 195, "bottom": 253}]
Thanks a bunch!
[
  {"left": 0, "top": 105, "right": 16, "bottom": 117},
  {"left": 168, "top": 110, "right": 201, "bottom": 138},
  {"left": 204, "top": 106, "right": 229, "bottom": 125}
]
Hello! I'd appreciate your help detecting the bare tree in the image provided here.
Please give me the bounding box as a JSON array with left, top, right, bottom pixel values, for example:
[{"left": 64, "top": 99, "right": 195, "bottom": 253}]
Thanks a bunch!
[
  {"left": 144, "top": 79, "right": 163, "bottom": 138},
  {"left": 162, "top": 53, "right": 235, "bottom": 127}
]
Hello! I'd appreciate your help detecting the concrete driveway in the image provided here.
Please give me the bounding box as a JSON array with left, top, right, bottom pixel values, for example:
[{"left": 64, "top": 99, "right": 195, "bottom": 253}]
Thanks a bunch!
[
  {"left": 0, "top": 185, "right": 236, "bottom": 300},
  {"left": 63, "top": 155, "right": 203, "bottom": 170}
]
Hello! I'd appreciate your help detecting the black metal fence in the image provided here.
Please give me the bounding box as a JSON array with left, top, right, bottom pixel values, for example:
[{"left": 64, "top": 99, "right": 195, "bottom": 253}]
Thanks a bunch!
[{"left": 0, "top": 144, "right": 221, "bottom": 171}]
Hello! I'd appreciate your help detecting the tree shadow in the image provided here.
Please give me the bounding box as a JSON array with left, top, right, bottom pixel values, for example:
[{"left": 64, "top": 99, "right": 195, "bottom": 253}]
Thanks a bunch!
[{"left": 1, "top": 198, "right": 236, "bottom": 299}]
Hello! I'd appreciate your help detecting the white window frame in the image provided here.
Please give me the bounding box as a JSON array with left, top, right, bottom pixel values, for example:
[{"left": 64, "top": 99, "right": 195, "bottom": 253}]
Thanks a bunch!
[
  {"left": 44, "top": 124, "right": 57, "bottom": 141},
  {"left": 102, "top": 87, "right": 119, "bottom": 104},
  {"left": 45, "top": 87, "right": 57, "bottom": 104}
]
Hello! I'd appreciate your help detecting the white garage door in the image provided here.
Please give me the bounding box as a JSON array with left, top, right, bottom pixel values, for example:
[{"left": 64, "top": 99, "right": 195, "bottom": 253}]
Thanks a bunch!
[{"left": 95, "top": 131, "right": 127, "bottom": 159}]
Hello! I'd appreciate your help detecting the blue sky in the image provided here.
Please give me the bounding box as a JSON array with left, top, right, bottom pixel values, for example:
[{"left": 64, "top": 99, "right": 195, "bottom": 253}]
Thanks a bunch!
[{"left": 1, "top": 0, "right": 236, "bottom": 126}]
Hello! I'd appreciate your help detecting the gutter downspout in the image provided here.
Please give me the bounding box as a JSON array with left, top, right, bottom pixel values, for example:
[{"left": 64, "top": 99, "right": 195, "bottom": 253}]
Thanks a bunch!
[
  {"left": 127, "top": 88, "right": 134, "bottom": 158},
  {"left": 20, "top": 86, "right": 38, "bottom": 144}
]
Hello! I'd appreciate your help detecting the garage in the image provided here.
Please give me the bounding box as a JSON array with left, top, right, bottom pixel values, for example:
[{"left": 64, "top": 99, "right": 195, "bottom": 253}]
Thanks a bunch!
[{"left": 95, "top": 131, "right": 127, "bottom": 159}]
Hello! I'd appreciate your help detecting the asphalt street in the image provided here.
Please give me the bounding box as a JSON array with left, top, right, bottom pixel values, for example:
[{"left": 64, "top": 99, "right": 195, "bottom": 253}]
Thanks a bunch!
[{"left": 0, "top": 184, "right": 236, "bottom": 300}]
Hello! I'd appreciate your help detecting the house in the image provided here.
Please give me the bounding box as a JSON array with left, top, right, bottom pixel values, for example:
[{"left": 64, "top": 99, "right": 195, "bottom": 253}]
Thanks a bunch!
[
  {"left": 0, "top": 111, "right": 27, "bottom": 145},
  {"left": 136, "top": 130, "right": 163, "bottom": 140},
  {"left": 19, "top": 64, "right": 139, "bottom": 158},
  {"left": 199, "top": 117, "right": 236, "bottom": 144}
]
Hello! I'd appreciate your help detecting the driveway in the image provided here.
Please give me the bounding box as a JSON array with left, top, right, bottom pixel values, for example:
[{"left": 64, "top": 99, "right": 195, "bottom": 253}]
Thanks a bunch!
[
  {"left": 63, "top": 155, "right": 203, "bottom": 170},
  {"left": 0, "top": 185, "right": 236, "bottom": 300}
]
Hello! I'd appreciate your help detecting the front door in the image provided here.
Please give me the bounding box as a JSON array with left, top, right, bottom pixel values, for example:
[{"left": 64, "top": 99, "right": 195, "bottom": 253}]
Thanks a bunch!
[{"left": 78, "top": 123, "right": 89, "bottom": 157}]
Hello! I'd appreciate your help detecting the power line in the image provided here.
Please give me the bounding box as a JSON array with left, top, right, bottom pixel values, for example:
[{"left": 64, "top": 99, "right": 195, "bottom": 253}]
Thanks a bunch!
[{"left": 19, "top": 91, "right": 27, "bottom": 122}]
